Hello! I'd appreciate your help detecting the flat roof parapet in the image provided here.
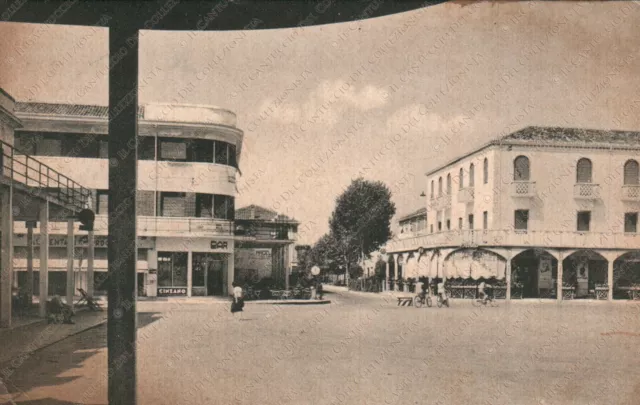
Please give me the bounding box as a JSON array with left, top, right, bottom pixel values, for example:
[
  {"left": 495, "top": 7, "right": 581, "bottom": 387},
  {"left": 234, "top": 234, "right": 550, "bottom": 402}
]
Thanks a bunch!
[{"left": 143, "top": 103, "right": 237, "bottom": 128}]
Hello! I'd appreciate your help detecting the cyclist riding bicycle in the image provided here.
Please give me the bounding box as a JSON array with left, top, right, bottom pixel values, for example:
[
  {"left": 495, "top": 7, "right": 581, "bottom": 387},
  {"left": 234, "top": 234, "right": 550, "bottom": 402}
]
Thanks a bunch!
[
  {"left": 478, "top": 281, "right": 487, "bottom": 302},
  {"left": 437, "top": 280, "right": 447, "bottom": 302}
]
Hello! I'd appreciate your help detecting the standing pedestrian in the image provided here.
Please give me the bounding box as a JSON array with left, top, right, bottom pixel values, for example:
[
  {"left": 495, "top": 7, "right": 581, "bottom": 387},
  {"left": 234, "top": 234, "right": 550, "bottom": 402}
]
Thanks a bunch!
[{"left": 231, "top": 281, "right": 244, "bottom": 320}]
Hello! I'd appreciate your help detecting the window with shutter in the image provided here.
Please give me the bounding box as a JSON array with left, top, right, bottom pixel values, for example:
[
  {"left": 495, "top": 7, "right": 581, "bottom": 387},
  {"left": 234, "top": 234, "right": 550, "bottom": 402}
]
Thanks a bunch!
[
  {"left": 483, "top": 158, "right": 489, "bottom": 184},
  {"left": 624, "top": 160, "right": 639, "bottom": 185},
  {"left": 161, "top": 193, "right": 186, "bottom": 217},
  {"left": 576, "top": 158, "right": 592, "bottom": 183},
  {"left": 514, "top": 156, "right": 530, "bottom": 181},
  {"left": 514, "top": 210, "right": 528, "bottom": 230}
]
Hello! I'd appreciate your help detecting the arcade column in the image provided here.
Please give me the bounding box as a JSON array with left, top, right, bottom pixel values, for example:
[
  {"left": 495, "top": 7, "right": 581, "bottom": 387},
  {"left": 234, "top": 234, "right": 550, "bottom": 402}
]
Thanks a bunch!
[{"left": 0, "top": 184, "right": 13, "bottom": 328}]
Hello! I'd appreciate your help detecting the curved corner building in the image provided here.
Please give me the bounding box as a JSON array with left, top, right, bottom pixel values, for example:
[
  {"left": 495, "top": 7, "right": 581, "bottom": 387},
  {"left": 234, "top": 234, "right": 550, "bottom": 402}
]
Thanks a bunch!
[{"left": 12, "top": 102, "right": 243, "bottom": 298}]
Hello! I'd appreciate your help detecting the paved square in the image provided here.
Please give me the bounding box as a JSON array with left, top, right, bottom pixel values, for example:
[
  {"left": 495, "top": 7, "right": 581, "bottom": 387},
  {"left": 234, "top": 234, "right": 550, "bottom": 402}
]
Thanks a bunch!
[{"left": 3, "top": 290, "right": 640, "bottom": 405}]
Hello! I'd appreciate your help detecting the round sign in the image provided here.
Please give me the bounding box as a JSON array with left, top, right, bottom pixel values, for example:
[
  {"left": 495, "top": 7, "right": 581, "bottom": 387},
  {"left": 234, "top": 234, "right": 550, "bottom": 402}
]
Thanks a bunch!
[{"left": 311, "top": 266, "right": 320, "bottom": 276}]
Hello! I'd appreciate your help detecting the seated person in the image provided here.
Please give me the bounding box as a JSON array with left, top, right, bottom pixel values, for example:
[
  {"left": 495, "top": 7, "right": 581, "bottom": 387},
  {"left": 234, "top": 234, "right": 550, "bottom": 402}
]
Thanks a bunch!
[{"left": 48, "top": 295, "right": 75, "bottom": 324}]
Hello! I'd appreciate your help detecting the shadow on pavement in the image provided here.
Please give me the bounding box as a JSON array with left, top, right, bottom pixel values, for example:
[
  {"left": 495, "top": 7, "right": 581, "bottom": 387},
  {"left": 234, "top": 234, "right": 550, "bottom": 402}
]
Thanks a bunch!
[
  {"left": 15, "top": 398, "right": 105, "bottom": 405},
  {"left": 5, "top": 312, "right": 163, "bottom": 403}
]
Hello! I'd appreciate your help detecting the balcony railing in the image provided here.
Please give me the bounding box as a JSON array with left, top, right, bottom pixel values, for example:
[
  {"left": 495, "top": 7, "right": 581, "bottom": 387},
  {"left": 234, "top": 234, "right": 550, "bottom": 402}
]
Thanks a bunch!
[
  {"left": 458, "top": 187, "right": 474, "bottom": 203},
  {"left": 16, "top": 215, "right": 234, "bottom": 236},
  {"left": 574, "top": 183, "right": 601, "bottom": 200},
  {"left": 622, "top": 185, "right": 640, "bottom": 202},
  {"left": 1, "top": 140, "right": 91, "bottom": 211},
  {"left": 430, "top": 194, "right": 451, "bottom": 211},
  {"left": 385, "top": 229, "right": 640, "bottom": 252},
  {"left": 511, "top": 181, "right": 536, "bottom": 198}
]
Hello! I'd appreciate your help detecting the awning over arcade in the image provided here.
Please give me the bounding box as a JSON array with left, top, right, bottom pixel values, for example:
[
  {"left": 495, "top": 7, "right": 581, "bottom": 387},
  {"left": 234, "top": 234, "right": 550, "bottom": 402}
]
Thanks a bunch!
[{"left": 443, "top": 250, "right": 506, "bottom": 280}]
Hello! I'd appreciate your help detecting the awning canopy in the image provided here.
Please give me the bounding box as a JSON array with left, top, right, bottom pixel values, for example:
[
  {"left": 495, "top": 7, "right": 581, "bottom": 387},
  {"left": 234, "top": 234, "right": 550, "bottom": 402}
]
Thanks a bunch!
[{"left": 443, "top": 250, "right": 506, "bottom": 280}]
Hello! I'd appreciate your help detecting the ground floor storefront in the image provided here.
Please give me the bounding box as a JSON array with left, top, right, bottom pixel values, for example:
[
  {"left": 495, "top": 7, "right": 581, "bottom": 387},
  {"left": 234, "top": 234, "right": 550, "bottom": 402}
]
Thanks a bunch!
[
  {"left": 12, "top": 234, "right": 299, "bottom": 299},
  {"left": 382, "top": 246, "right": 640, "bottom": 301}
]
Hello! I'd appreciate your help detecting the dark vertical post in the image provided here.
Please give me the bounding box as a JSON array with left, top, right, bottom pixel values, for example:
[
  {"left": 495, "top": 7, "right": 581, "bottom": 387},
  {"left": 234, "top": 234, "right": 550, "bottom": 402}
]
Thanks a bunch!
[{"left": 108, "top": 23, "right": 138, "bottom": 405}]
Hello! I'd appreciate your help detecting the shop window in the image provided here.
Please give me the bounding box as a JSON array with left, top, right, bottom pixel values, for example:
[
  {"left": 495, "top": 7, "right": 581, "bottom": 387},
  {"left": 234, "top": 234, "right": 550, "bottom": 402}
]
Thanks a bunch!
[
  {"left": 159, "top": 139, "right": 188, "bottom": 161},
  {"left": 98, "top": 139, "right": 109, "bottom": 158},
  {"left": 514, "top": 156, "right": 530, "bottom": 181},
  {"left": 138, "top": 137, "right": 156, "bottom": 160},
  {"left": 577, "top": 211, "right": 591, "bottom": 232},
  {"left": 137, "top": 191, "right": 155, "bottom": 216},
  {"left": 160, "top": 192, "right": 186, "bottom": 217},
  {"left": 96, "top": 190, "right": 109, "bottom": 215},
  {"left": 157, "top": 252, "right": 188, "bottom": 288},
  {"left": 624, "top": 160, "right": 639, "bottom": 185},
  {"left": 14, "top": 132, "right": 38, "bottom": 155},
  {"left": 514, "top": 210, "right": 528, "bottom": 231},
  {"left": 189, "top": 139, "right": 214, "bottom": 163},
  {"left": 576, "top": 158, "right": 592, "bottom": 183},
  {"left": 624, "top": 213, "right": 638, "bottom": 233},
  {"left": 483, "top": 211, "right": 488, "bottom": 229},
  {"left": 229, "top": 144, "right": 237, "bottom": 168},
  {"left": 213, "top": 195, "right": 235, "bottom": 220},
  {"left": 196, "top": 194, "right": 214, "bottom": 217},
  {"left": 37, "top": 137, "right": 62, "bottom": 156},
  {"left": 214, "top": 141, "right": 229, "bottom": 165}
]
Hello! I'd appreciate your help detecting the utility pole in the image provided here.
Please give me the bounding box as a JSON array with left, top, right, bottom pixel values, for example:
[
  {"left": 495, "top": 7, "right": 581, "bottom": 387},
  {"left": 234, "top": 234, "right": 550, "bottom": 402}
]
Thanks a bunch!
[{"left": 108, "top": 18, "right": 138, "bottom": 405}]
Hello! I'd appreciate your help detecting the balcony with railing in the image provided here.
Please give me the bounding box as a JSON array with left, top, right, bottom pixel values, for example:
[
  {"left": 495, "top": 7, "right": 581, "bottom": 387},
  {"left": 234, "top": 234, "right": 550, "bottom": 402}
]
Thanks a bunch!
[
  {"left": 1, "top": 140, "right": 91, "bottom": 212},
  {"left": 14, "top": 215, "right": 234, "bottom": 237},
  {"left": 622, "top": 185, "right": 640, "bottom": 202},
  {"left": 573, "top": 183, "right": 601, "bottom": 200},
  {"left": 510, "top": 181, "right": 536, "bottom": 198},
  {"left": 385, "top": 228, "right": 640, "bottom": 253},
  {"left": 458, "top": 187, "right": 474, "bottom": 203}
]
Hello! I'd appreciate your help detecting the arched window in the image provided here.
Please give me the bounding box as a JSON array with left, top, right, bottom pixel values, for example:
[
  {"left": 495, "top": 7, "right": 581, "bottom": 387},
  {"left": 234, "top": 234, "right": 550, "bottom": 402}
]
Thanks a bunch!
[
  {"left": 438, "top": 177, "right": 443, "bottom": 195},
  {"left": 446, "top": 174, "right": 452, "bottom": 194},
  {"left": 483, "top": 158, "right": 489, "bottom": 184},
  {"left": 514, "top": 156, "right": 530, "bottom": 181},
  {"left": 469, "top": 164, "right": 475, "bottom": 187},
  {"left": 430, "top": 180, "right": 434, "bottom": 199},
  {"left": 459, "top": 168, "right": 464, "bottom": 190},
  {"left": 576, "top": 158, "right": 592, "bottom": 183},
  {"left": 624, "top": 159, "right": 639, "bottom": 185}
]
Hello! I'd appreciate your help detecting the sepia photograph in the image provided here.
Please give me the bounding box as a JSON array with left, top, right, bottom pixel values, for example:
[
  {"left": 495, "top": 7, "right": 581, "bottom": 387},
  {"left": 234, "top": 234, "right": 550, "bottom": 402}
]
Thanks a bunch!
[{"left": 0, "top": 1, "right": 639, "bottom": 404}]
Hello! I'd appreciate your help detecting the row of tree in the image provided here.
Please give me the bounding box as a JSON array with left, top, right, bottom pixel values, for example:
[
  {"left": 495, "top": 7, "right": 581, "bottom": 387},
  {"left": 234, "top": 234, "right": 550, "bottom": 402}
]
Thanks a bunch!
[{"left": 301, "top": 178, "right": 396, "bottom": 284}]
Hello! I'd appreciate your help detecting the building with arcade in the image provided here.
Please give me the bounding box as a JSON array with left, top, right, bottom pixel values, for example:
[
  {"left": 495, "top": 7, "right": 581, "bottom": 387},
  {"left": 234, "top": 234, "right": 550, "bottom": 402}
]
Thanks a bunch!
[{"left": 384, "top": 126, "right": 640, "bottom": 301}]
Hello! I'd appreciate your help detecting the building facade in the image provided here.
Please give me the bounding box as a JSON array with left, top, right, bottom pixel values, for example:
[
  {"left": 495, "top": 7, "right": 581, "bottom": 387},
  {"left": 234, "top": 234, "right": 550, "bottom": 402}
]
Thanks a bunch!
[
  {"left": 385, "top": 127, "right": 640, "bottom": 300},
  {"left": 397, "top": 207, "right": 427, "bottom": 239},
  {"left": 12, "top": 102, "right": 242, "bottom": 298}
]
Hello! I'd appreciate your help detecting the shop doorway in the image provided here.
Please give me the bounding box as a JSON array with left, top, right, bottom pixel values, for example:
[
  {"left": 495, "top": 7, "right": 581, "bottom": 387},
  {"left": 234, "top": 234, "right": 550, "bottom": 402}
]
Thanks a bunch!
[
  {"left": 511, "top": 249, "right": 557, "bottom": 299},
  {"left": 192, "top": 253, "right": 226, "bottom": 296}
]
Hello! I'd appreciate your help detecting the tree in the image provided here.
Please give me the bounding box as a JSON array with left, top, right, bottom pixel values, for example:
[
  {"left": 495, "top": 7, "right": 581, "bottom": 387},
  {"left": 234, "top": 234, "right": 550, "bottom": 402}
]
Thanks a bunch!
[
  {"left": 374, "top": 258, "right": 387, "bottom": 280},
  {"left": 329, "top": 178, "right": 396, "bottom": 284}
]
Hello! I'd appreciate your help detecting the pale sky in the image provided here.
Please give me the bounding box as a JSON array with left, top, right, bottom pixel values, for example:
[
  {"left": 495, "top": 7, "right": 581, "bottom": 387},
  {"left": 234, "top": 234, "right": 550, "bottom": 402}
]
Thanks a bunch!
[{"left": 1, "top": 1, "right": 639, "bottom": 244}]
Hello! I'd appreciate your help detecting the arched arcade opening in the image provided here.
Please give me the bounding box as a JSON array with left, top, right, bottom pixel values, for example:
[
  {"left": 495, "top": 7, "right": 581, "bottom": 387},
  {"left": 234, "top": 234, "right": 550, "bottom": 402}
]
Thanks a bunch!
[{"left": 511, "top": 249, "right": 557, "bottom": 299}]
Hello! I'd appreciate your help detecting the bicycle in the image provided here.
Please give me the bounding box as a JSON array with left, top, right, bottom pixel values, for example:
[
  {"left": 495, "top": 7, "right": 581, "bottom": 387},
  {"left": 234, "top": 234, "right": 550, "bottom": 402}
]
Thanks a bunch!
[
  {"left": 472, "top": 294, "right": 498, "bottom": 307},
  {"left": 413, "top": 292, "right": 432, "bottom": 308},
  {"left": 436, "top": 294, "right": 449, "bottom": 308}
]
